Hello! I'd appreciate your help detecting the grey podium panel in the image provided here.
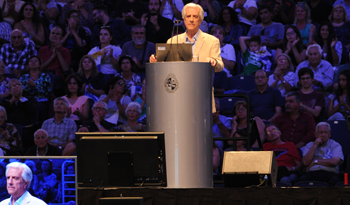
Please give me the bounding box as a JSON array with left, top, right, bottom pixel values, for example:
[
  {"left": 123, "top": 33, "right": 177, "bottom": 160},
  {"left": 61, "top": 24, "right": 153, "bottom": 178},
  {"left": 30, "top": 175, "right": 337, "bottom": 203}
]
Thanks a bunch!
[{"left": 146, "top": 62, "right": 213, "bottom": 188}]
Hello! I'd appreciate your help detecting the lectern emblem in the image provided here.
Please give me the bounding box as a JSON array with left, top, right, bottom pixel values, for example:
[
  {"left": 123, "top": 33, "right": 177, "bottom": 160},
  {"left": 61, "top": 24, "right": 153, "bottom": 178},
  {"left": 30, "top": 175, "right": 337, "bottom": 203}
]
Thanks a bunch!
[{"left": 164, "top": 73, "right": 179, "bottom": 93}]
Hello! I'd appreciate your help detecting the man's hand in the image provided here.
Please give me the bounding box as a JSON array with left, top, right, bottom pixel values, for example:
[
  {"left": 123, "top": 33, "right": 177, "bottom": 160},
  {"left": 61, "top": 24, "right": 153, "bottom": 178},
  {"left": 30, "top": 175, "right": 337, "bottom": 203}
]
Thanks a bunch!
[
  {"left": 313, "top": 138, "right": 322, "bottom": 147},
  {"left": 150, "top": 15, "right": 160, "bottom": 30},
  {"left": 78, "top": 127, "right": 89, "bottom": 132},
  {"left": 206, "top": 57, "right": 217, "bottom": 67},
  {"left": 141, "top": 13, "right": 148, "bottom": 27},
  {"left": 149, "top": 54, "right": 157, "bottom": 63}
]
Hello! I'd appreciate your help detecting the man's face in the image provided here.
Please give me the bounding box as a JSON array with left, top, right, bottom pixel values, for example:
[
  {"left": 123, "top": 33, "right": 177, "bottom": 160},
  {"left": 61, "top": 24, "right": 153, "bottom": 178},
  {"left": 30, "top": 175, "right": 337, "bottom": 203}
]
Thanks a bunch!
[
  {"left": 132, "top": 27, "right": 146, "bottom": 46},
  {"left": 54, "top": 100, "right": 68, "bottom": 114},
  {"left": 183, "top": 7, "right": 202, "bottom": 33},
  {"left": 149, "top": 0, "right": 160, "bottom": 15},
  {"left": 316, "top": 125, "right": 331, "bottom": 145},
  {"left": 92, "top": 9, "right": 103, "bottom": 23},
  {"left": 259, "top": 8, "right": 272, "bottom": 24},
  {"left": 34, "top": 131, "right": 48, "bottom": 149},
  {"left": 266, "top": 125, "right": 281, "bottom": 142},
  {"left": 308, "top": 47, "right": 321, "bottom": 67},
  {"left": 49, "top": 28, "right": 62, "bottom": 42},
  {"left": 9, "top": 81, "right": 23, "bottom": 97},
  {"left": 254, "top": 71, "right": 268, "bottom": 86},
  {"left": 7, "top": 167, "right": 27, "bottom": 198},
  {"left": 92, "top": 103, "right": 108, "bottom": 119},
  {"left": 300, "top": 73, "right": 313, "bottom": 89},
  {"left": 285, "top": 95, "right": 300, "bottom": 113},
  {"left": 11, "top": 31, "right": 24, "bottom": 48}
]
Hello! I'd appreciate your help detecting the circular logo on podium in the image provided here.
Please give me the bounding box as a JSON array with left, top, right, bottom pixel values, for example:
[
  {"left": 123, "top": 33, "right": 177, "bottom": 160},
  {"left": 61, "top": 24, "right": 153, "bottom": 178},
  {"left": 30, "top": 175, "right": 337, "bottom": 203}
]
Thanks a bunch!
[{"left": 164, "top": 73, "right": 179, "bottom": 93}]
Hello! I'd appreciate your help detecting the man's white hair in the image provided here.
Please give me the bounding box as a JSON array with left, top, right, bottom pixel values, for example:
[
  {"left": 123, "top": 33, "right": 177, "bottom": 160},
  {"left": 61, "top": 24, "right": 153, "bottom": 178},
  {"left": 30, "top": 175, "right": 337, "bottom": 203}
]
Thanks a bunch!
[
  {"left": 182, "top": 3, "right": 204, "bottom": 20},
  {"left": 316, "top": 122, "right": 331, "bottom": 133},
  {"left": 34, "top": 129, "right": 48, "bottom": 140},
  {"left": 306, "top": 44, "right": 322, "bottom": 56},
  {"left": 6, "top": 162, "right": 32, "bottom": 190}
]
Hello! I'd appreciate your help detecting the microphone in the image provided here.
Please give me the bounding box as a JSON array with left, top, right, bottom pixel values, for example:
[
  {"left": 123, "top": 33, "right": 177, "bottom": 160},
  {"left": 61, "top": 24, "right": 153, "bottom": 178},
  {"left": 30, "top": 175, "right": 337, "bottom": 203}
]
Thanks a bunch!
[
  {"left": 175, "top": 20, "right": 185, "bottom": 61},
  {"left": 163, "top": 21, "right": 176, "bottom": 62}
]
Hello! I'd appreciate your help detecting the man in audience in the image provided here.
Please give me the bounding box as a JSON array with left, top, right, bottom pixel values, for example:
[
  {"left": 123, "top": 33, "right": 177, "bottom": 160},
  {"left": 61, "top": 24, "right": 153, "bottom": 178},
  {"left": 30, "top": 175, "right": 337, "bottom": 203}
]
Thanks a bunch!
[
  {"left": 39, "top": 26, "right": 71, "bottom": 81},
  {"left": 0, "top": 29, "right": 37, "bottom": 78},
  {"left": 267, "top": 0, "right": 295, "bottom": 25},
  {"left": 25, "top": 129, "right": 62, "bottom": 156},
  {"left": 160, "top": 0, "right": 183, "bottom": 21},
  {"left": 299, "top": 122, "right": 343, "bottom": 186},
  {"left": 122, "top": 25, "right": 155, "bottom": 72},
  {"left": 78, "top": 101, "right": 114, "bottom": 132},
  {"left": 41, "top": 97, "right": 76, "bottom": 151},
  {"left": 296, "top": 67, "right": 325, "bottom": 121},
  {"left": 247, "top": 70, "right": 284, "bottom": 122},
  {"left": 0, "top": 162, "right": 47, "bottom": 205},
  {"left": 247, "top": 4, "right": 284, "bottom": 50},
  {"left": 0, "top": 0, "right": 25, "bottom": 25},
  {"left": 294, "top": 44, "right": 334, "bottom": 91},
  {"left": 141, "top": 0, "right": 174, "bottom": 44},
  {"left": 213, "top": 98, "right": 231, "bottom": 154},
  {"left": 274, "top": 92, "right": 316, "bottom": 148},
  {"left": 91, "top": 6, "right": 131, "bottom": 48}
]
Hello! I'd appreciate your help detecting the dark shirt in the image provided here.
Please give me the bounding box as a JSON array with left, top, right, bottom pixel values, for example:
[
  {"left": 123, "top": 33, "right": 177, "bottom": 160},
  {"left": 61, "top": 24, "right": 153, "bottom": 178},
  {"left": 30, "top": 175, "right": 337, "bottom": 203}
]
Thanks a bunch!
[
  {"left": 85, "top": 119, "right": 115, "bottom": 132},
  {"left": 214, "top": 71, "right": 228, "bottom": 90},
  {"left": 25, "top": 143, "right": 62, "bottom": 156},
  {"left": 247, "top": 86, "right": 284, "bottom": 120},
  {"left": 297, "top": 90, "right": 325, "bottom": 121},
  {"left": 267, "top": 0, "right": 295, "bottom": 24},
  {"left": 0, "top": 96, "right": 37, "bottom": 125},
  {"left": 307, "top": 0, "right": 333, "bottom": 25},
  {"left": 78, "top": 72, "right": 107, "bottom": 91},
  {"left": 144, "top": 15, "right": 174, "bottom": 44},
  {"left": 91, "top": 18, "right": 131, "bottom": 48},
  {"left": 334, "top": 21, "right": 350, "bottom": 47},
  {"left": 274, "top": 110, "right": 316, "bottom": 145}
]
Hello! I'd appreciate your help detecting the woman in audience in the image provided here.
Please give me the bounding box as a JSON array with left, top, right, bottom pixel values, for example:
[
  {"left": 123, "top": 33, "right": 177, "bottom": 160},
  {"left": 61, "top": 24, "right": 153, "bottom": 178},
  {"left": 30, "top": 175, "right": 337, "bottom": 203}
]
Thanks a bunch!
[
  {"left": 99, "top": 76, "right": 131, "bottom": 124},
  {"left": 36, "top": 159, "right": 57, "bottom": 190},
  {"left": 218, "top": 6, "right": 243, "bottom": 46},
  {"left": 116, "top": 55, "right": 142, "bottom": 97},
  {"left": 330, "top": 5, "right": 350, "bottom": 50},
  {"left": 211, "top": 26, "right": 236, "bottom": 77},
  {"left": 327, "top": 70, "right": 350, "bottom": 120},
  {"left": 229, "top": 101, "right": 265, "bottom": 148},
  {"left": 114, "top": 102, "right": 146, "bottom": 132},
  {"left": 268, "top": 54, "right": 294, "bottom": 97},
  {"left": 14, "top": 2, "right": 45, "bottom": 47},
  {"left": 88, "top": 27, "right": 122, "bottom": 75},
  {"left": 275, "top": 25, "right": 307, "bottom": 68},
  {"left": 294, "top": 2, "right": 315, "bottom": 46},
  {"left": 63, "top": 74, "right": 89, "bottom": 124},
  {"left": 0, "top": 106, "right": 20, "bottom": 156},
  {"left": 77, "top": 55, "right": 105, "bottom": 101},
  {"left": 58, "top": 0, "right": 94, "bottom": 28},
  {"left": 314, "top": 21, "right": 342, "bottom": 66},
  {"left": 0, "top": 60, "right": 10, "bottom": 99}
]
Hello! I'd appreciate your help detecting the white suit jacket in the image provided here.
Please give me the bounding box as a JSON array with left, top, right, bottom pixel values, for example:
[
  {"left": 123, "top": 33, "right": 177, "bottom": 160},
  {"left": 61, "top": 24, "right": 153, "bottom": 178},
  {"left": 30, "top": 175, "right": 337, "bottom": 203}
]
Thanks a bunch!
[{"left": 0, "top": 192, "right": 47, "bottom": 205}]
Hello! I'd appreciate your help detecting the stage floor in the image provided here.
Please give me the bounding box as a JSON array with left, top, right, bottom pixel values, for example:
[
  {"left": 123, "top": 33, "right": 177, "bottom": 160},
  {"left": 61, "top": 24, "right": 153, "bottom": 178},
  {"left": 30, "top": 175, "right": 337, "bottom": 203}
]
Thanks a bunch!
[{"left": 78, "top": 186, "right": 350, "bottom": 205}]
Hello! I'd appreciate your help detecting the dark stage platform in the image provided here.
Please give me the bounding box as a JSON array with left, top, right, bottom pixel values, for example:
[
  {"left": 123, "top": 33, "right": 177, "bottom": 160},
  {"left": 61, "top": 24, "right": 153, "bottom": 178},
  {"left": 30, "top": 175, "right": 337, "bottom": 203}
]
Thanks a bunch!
[{"left": 78, "top": 187, "right": 350, "bottom": 205}]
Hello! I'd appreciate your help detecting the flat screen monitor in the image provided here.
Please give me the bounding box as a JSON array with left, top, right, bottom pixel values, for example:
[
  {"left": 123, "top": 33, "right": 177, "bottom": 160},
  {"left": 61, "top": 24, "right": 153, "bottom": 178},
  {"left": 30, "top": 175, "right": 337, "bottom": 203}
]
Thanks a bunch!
[
  {"left": 156, "top": 43, "right": 192, "bottom": 62},
  {"left": 0, "top": 156, "right": 77, "bottom": 205},
  {"left": 76, "top": 132, "right": 167, "bottom": 187}
]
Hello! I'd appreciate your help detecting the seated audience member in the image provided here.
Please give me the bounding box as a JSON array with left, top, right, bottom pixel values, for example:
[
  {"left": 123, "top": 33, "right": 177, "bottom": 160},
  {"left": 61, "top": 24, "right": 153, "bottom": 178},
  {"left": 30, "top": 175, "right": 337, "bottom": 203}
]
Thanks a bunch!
[
  {"left": 297, "top": 68, "right": 325, "bottom": 121},
  {"left": 159, "top": 0, "right": 183, "bottom": 21},
  {"left": 239, "top": 35, "right": 272, "bottom": 75},
  {"left": 61, "top": 9, "right": 90, "bottom": 71},
  {"left": 274, "top": 92, "right": 316, "bottom": 148},
  {"left": 39, "top": 26, "right": 72, "bottom": 81},
  {"left": 0, "top": 29, "right": 37, "bottom": 78},
  {"left": 333, "top": 1, "right": 350, "bottom": 23},
  {"left": 36, "top": 0, "right": 59, "bottom": 30},
  {"left": 99, "top": 76, "right": 131, "bottom": 124},
  {"left": 0, "top": 0, "right": 25, "bottom": 25},
  {"left": 314, "top": 21, "right": 342, "bottom": 67},
  {"left": 140, "top": 0, "right": 174, "bottom": 44},
  {"left": 330, "top": 5, "right": 350, "bottom": 50},
  {"left": 194, "top": 0, "right": 221, "bottom": 24},
  {"left": 275, "top": 25, "right": 307, "bottom": 68},
  {"left": 0, "top": 105, "right": 20, "bottom": 156},
  {"left": 218, "top": 7, "right": 243, "bottom": 47},
  {"left": 298, "top": 122, "right": 343, "bottom": 186},
  {"left": 121, "top": 25, "right": 155, "bottom": 72},
  {"left": 78, "top": 101, "right": 115, "bottom": 132},
  {"left": 132, "top": 78, "right": 146, "bottom": 123},
  {"left": 41, "top": 97, "right": 77, "bottom": 151},
  {"left": 113, "top": 102, "right": 146, "bottom": 132},
  {"left": 227, "top": 0, "right": 258, "bottom": 31},
  {"left": 211, "top": 26, "right": 236, "bottom": 77},
  {"left": 263, "top": 124, "right": 302, "bottom": 186},
  {"left": 36, "top": 159, "right": 57, "bottom": 190},
  {"left": 62, "top": 74, "right": 89, "bottom": 124},
  {"left": 294, "top": 44, "right": 334, "bottom": 91},
  {"left": 268, "top": 53, "right": 294, "bottom": 97},
  {"left": 267, "top": 0, "right": 295, "bottom": 25},
  {"left": 114, "top": 0, "right": 146, "bottom": 26},
  {"left": 0, "top": 162, "right": 6, "bottom": 196},
  {"left": 116, "top": 55, "right": 142, "bottom": 97},
  {"left": 247, "top": 4, "right": 284, "bottom": 50},
  {"left": 88, "top": 27, "right": 121, "bottom": 75},
  {"left": 25, "top": 129, "right": 62, "bottom": 156},
  {"left": 0, "top": 60, "right": 10, "bottom": 99},
  {"left": 77, "top": 55, "right": 106, "bottom": 101},
  {"left": 328, "top": 70, "right": 350, "bottom": 120},
  {"left": 294, "top": 3, "right": 315, "bottom": 46},
  {"left": 13, "top": 2, "right": 45, "bottom": 47},
  {"left": 0, "top": 9, "right": 12, "bottom": 47},
  {"left": 307, "top": 0, "right": 332, "bottom": 25},
  {"left": 229, "top": 101, "right": 265, "bottom": 148},
  {"left": 58, "top": 0, "right": 94, "bottom": 28},
  {"left": 247, "top": 70, "right": 284, "bottom": 122},
  {"left": 90, "top": 6, "right": 130, "bottom": 48},
  {"left": 213, "top": 98, "right": 231, "bottom": 154}
]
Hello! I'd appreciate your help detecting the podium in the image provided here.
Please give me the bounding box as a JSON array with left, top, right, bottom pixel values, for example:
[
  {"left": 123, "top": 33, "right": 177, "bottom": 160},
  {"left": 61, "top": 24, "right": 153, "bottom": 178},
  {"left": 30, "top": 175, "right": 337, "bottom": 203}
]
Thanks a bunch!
[{"left": 146, "top": 62, "right": 213, "bottom": 188}]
